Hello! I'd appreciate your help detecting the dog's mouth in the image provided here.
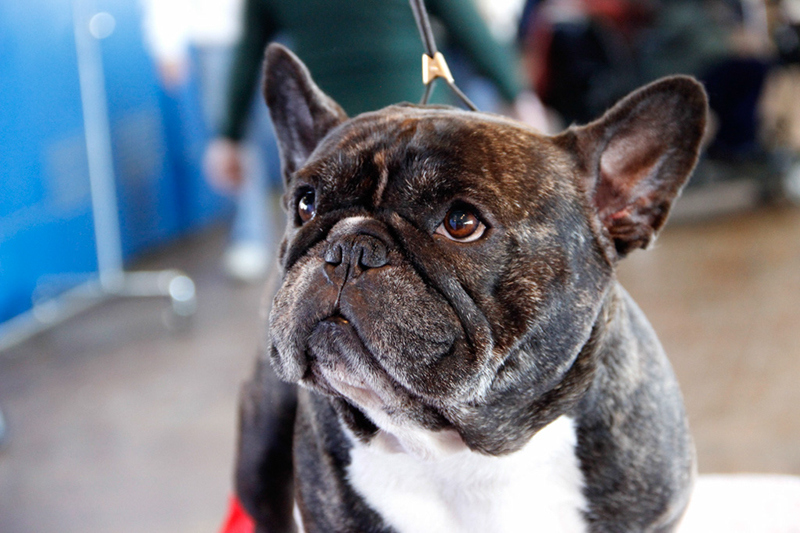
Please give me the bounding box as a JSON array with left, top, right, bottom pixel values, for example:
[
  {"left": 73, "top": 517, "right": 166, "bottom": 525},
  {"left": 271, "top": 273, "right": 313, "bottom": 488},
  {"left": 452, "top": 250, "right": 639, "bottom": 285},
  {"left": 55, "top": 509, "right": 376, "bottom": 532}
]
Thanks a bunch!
[
  {"left": 269, "top": 250, "right": 492, "bottom": 407},
  {"left": 302, "top": 313, "right": 399, "bottom": 414},
  {"left": 314, "top": 371, "right": 383, "bottom": 411},
  {"left": 302, "top": 312, "right": 468, "bottom": 455},
  {"left": 325, "top": 313, "right": 350, "bottom": 326}
]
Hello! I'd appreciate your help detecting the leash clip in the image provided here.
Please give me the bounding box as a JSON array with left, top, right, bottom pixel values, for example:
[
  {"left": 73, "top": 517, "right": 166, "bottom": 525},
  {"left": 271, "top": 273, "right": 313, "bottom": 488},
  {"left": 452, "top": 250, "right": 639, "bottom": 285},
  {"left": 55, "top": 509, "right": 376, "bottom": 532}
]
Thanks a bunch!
[
  {"left": 409, "top": 0, "right": 477, "bottom": 110},
  {"left": 422, "top": 52, "right": 454, "bottom": 85}
]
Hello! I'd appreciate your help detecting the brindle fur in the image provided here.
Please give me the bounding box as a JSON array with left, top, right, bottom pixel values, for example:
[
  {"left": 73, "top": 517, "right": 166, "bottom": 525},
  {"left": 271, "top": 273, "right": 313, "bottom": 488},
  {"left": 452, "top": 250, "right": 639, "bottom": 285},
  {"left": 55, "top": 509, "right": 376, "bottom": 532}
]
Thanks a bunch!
[{"left": 235, "top": 44, "right": 707, "bottom": 533}]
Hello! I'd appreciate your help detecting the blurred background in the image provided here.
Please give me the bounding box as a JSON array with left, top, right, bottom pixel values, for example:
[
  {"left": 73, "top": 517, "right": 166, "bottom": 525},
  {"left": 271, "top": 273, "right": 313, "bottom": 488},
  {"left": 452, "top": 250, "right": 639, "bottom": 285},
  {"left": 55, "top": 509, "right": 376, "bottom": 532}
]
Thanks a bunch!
[{"left": 1, "top": 0, "right": 799, "bottom": 531}]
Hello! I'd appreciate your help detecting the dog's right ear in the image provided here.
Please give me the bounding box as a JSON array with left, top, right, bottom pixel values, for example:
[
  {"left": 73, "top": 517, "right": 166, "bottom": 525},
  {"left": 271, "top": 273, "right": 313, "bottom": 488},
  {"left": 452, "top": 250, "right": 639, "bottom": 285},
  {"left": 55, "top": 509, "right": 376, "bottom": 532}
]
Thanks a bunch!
[
  {"left": 263, "top": 43, "right": 348, "bottom": 184},
  {"left": 554, "top": 76, "right": 707, "bottom": 260}
]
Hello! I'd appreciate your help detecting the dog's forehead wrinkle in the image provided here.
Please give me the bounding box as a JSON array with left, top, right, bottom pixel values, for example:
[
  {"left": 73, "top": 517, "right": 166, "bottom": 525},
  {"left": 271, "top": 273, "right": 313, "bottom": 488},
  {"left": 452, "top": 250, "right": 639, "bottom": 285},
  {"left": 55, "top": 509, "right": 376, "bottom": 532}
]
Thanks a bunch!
[
  {"left": 315, "top": 112, "right": 556, "bottom": 220},
  {"left": 372, "top": 150, "right": 390, "bottom": 207}
]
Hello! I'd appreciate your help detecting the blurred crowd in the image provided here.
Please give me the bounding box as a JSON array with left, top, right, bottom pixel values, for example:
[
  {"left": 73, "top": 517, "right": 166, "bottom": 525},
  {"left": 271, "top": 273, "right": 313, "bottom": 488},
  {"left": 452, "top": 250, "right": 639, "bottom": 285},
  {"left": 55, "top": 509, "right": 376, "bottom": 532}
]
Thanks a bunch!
[
  {"left": 140, "top": 0, "right": 800, "bottom": 281},
  {"left": 519, "top": 0, "right": 800, "bottom": 197}
]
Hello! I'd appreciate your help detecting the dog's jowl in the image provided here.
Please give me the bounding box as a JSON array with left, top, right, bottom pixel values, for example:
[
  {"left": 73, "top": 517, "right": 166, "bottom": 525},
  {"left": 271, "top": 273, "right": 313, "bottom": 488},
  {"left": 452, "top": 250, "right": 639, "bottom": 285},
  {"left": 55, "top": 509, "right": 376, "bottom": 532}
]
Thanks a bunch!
[{"left": 235, "top": 43, "right": 708, "bottom": 533}]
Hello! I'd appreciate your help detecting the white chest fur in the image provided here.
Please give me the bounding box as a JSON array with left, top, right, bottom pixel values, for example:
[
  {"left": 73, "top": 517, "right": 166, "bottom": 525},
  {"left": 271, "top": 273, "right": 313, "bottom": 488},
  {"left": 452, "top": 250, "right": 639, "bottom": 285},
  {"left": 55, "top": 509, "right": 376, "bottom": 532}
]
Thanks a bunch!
[{"left": 346, "top": 415, "right": 588, "bottom": 533}]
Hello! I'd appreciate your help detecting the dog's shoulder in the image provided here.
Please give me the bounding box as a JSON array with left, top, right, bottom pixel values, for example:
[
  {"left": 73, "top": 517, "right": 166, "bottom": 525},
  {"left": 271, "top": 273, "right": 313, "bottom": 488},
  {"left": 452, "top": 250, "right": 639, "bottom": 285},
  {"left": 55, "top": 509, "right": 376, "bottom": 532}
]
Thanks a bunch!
[{"left": 573, "top": 283, "right": 695, "bottom": 531}]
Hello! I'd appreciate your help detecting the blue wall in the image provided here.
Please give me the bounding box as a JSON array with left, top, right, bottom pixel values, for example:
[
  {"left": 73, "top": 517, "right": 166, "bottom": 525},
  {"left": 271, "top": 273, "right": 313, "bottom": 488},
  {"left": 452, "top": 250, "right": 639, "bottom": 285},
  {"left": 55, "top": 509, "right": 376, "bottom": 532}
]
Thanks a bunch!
[{"left": 0, "top": 0, "right": 230, "bottom": 324}]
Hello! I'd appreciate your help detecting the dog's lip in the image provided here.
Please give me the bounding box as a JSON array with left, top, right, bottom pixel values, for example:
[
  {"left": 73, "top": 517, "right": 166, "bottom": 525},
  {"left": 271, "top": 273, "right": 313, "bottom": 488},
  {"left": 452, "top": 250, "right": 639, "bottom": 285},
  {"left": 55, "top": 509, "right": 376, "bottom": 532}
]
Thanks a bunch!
[
  {"left": 316, "top": 308, "right": 467, "bottom": 404},
  {"left": 323, "top": 372, "right": 383, "bottom": 407},
  {"left": 307, "top": 356, "right": 387, "bottom": 412},
  {"left": 304, "top": 315, "right": 388, "bottom": 408},
  {"left": 324, "top": 313, "right": 350, "bottom": 325}
]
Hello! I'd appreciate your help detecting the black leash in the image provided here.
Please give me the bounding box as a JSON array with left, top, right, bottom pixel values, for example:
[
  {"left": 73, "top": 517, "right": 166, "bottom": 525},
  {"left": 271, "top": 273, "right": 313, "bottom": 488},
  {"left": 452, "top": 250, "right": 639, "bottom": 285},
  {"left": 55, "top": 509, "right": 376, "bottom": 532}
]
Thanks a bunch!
[{"left": 408, "top": 0, "right": 478, "bottom": 111}]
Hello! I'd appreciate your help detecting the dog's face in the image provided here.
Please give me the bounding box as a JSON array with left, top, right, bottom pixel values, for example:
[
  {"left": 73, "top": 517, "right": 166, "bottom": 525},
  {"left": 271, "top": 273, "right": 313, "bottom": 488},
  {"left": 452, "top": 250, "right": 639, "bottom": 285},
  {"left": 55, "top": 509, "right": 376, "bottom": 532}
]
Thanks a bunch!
[{"left": 263, "top": 44, "right": 707, "bottom": 455}]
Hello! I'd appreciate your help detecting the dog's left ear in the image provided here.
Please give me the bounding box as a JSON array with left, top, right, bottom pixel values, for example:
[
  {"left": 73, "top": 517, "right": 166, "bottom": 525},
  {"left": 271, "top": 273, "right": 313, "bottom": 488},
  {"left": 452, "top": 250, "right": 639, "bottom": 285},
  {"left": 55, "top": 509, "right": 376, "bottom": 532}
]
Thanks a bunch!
[
  {"left": 556, "top": 76, "right": 708, "bottom": 258},
  {"left": 263, "top": 43, "right": 348, "bottom": 183}
]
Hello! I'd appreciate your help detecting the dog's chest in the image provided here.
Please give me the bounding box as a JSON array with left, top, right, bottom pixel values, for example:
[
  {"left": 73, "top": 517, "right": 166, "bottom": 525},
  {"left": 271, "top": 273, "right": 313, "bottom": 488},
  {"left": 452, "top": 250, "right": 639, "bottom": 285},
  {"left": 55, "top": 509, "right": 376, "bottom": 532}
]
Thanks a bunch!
[{"left": 346, "top": 415, "right": 587, "bottom": 533}]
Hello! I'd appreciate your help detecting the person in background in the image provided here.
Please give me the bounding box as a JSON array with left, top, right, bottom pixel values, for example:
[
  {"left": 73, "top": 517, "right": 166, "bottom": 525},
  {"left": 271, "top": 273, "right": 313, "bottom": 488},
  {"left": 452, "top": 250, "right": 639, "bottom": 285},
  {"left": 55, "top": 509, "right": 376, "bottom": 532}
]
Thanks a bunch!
[
  {"left": 205, "top": 0, "right": 550, "bottom": 281},
  {"left": 518, "top": 0, "right": 657, "bottom": 125},
  {"left": 141, "top": 0, "right": 244, "bottom": 111},
  {"left": 520, "top": 0, "right": 777, "bottom": 185},
  {"left": 142, "top": 0, "right": 281, "bottom": 282}
]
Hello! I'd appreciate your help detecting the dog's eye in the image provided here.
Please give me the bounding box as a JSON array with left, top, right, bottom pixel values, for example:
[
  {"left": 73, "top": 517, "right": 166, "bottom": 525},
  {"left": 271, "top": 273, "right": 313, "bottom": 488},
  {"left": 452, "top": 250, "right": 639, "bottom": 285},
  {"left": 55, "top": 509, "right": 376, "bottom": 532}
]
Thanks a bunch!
[
  {"left": 435, "top": 206, "right": 486, "bottom": 242},
  {"left": 297, "top": 188, "right": 316, "bottom": 223}
]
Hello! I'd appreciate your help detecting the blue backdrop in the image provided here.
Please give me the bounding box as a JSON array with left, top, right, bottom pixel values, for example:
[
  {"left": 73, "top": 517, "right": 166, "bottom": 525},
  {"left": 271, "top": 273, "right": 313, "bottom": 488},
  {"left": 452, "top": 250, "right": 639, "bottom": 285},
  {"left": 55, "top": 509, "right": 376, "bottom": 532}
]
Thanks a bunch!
[{"left": 0, "top": 0, "right": 230, "bottom": 324}]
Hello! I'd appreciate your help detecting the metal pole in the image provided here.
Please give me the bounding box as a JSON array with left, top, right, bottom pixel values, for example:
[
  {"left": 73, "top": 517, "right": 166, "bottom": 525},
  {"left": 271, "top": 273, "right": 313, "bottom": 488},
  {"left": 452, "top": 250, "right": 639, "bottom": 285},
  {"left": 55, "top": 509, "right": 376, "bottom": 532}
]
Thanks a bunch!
[
  {"left": 73, "top": 0, "right": 125, "bottom": 291},
  {"left": 0, "top": 0, "right": 196, "bottom": 354}
]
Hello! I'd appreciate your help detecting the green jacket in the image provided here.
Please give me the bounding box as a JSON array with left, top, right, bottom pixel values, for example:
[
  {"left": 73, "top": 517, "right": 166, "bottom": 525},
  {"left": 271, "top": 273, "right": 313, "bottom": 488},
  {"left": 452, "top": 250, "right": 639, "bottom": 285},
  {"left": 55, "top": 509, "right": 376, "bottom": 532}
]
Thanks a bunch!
[{"left": 220, "top": 0, "right": 522, "bottom": 140}]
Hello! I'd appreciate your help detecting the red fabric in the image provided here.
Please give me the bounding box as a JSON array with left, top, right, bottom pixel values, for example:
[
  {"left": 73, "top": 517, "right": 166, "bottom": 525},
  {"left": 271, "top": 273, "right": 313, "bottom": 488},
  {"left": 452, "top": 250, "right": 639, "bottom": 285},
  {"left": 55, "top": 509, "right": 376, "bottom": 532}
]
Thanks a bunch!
[{"left": 219, "top": 495, "right": 256, "bottom": 533}]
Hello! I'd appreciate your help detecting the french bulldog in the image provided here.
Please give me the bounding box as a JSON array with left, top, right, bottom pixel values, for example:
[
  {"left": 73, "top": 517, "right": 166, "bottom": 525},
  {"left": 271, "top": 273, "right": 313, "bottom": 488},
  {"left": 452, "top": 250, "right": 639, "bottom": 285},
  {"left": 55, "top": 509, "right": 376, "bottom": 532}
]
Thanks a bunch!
[{"left": 234, "top": 43, "right": 708, "bottom": 533}]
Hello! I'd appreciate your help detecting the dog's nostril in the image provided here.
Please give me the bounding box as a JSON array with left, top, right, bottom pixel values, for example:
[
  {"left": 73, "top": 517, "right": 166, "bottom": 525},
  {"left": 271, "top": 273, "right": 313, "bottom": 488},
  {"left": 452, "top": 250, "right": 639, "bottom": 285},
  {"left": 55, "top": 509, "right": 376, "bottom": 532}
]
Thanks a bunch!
[
  {"left": 324, "top": 243, "right": 343, "bottom": 265},
  {"left": 325, "top": 236, "right": 388, "bottom": 271},
  {"left": 358, "top": 242, "right": 388, "bottom": 269}
]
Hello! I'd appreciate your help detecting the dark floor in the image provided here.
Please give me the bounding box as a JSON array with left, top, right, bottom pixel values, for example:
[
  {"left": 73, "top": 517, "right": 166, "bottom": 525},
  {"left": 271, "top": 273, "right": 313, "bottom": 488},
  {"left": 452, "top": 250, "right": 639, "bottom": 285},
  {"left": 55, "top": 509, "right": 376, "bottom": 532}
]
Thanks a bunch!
[{"left": 1, "top": 200, "right": 799, "bottom": 533}]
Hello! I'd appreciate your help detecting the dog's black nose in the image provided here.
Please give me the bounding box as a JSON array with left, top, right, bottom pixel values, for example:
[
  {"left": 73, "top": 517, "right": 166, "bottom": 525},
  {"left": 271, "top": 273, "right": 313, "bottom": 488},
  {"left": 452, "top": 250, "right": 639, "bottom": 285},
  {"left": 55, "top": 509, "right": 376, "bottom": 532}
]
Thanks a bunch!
[
  {"left": 324, "top": 235, "right": 388, "bottom": 270},
  {"left": 323, "top": 218, "right": 390, "bottom": 282}
]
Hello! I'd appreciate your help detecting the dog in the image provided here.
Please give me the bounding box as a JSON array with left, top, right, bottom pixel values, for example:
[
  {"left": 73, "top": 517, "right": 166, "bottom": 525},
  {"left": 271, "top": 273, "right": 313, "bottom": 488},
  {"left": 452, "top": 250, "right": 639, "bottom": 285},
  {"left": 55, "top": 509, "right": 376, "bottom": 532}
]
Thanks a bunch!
[{"left": 234, "top": 43, "right": 708, "bottom": 533}]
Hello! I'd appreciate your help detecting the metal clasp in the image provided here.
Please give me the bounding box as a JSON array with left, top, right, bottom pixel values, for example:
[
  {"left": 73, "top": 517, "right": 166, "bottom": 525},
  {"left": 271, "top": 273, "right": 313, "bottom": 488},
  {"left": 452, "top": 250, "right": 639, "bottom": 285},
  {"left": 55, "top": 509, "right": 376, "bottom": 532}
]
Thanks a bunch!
[{"left": 422, "top": 52, "right": 454, "bottom": 85}]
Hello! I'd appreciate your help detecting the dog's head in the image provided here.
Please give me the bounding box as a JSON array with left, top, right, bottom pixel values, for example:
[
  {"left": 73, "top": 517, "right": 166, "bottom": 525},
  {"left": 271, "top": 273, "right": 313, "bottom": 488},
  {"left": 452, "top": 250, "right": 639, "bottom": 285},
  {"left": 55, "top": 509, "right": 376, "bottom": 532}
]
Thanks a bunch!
[{"left": 263, "top": 44, "right": 707, "bottom": 456}]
